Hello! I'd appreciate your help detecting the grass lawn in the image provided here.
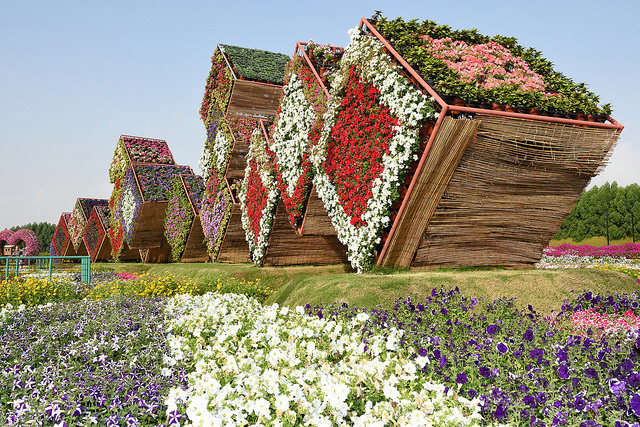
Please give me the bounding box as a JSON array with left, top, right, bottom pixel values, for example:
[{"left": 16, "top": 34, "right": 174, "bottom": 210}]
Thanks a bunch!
[{"left": 95, "top": 261, "right": 638, "bottom": 314}]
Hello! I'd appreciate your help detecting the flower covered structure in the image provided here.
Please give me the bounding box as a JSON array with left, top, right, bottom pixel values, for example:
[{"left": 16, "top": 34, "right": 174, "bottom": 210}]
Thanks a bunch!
[
  {"left": 164, "top": 175, "right": 205, "bottom": 262},
  {"left": 311, "top": 27, "right": 437, "bottom": 272},
  {"left": 239, "top": 127, "right": 280, "bottom": 264},
  {"left": 7, "top": 229, "right": 41, "bottom": 256}
]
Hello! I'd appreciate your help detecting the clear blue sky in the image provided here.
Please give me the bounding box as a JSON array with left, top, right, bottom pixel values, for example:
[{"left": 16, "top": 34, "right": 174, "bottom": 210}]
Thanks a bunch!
[{"left": 1, "top": 0, "right": 638, "bottom": 230}]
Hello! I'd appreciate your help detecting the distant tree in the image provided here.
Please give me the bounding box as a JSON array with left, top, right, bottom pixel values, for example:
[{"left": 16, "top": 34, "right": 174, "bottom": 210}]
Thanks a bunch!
[
  {"left": 554, "top": 182, "right": 640, "bottom": 242},
  {"left": 10, "top": 222, "right": 56, "bottom": 252}
]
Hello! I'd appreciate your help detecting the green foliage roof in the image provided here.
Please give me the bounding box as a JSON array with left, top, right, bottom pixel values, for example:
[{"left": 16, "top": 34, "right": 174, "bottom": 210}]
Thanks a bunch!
[{"left": 220, "top": 44, "right": 289, "bottom": 85}]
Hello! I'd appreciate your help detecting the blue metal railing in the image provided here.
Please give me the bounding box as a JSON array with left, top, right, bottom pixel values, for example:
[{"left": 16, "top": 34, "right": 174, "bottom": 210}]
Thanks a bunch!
[{"left": 0, "top": 256, "right": 91, "bottom": 283}]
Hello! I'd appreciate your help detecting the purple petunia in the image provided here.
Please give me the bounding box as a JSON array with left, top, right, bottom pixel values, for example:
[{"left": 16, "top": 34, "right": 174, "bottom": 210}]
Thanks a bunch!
[
  {"left": 557, "top": 364, "right": 570, "bottom": 380},
  {"left": 523, "top": 328, "right": 534, "bottom": 342},
  {"left": 496, "top": 342, "right": 509, "bottom": 354},
  {"left": 630, "top": 394, "right": 640, "bottom": 417},
  {"left": 487, "top": 324, "right": 500, "bottom": 335},
  {"left": 456, "top": 372, "right": 468, "bottom": 385}
]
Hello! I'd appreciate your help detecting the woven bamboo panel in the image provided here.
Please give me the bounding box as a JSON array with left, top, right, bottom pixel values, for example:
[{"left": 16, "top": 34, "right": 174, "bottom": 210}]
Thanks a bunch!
[
  {"left": 380, "top": 117, "right": 480, "bottom": 267},
  {"left": 227, "top": 80, "right": 283, "bottom": 120},
  {"left": 299, "top": 186, "right": 338, "bottom": 237},
  {"left": 262, "top": 200, "right": 348, "bottom": 266},
  {"left": 217, "top": 204, "right": 251, "bottom": 263},
  {"left": 120, "top": 244, "right": 142, "bottom": 261},
  {"left": 144, "top": 241, "right": 172, "bottom": 263},
  {"left": 129, "top": 202, "right": 169, "bottom": 249},
  {"left": 225, "top": 142, "right": 249, "bottom": 181},
  {"left": 181, "top": 216, "right": 209, "bottom": 262},
  {"left": 413, "top": 113, "right": 619, "bottom": 268},
  {"left": 95, "top": 237, "right": 113, "bottom": 262},
  {"left": 62, "top": 241, "right": 79, "bottom": 257}
]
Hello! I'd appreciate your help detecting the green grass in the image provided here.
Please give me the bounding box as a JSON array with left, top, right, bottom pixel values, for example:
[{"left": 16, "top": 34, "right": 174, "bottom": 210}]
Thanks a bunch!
[{"left": 94, "top": 261, "right": 638, "bottom": 314}]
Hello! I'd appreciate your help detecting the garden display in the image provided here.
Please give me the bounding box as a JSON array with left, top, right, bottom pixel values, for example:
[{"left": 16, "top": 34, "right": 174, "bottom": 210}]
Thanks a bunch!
[
  {"left": 67, "top": 198, "right": 108, "bottom": 254},
  {"left": 83, "top": 205, "right": 112, "bottom": 262},
  {"left": 119, "top": 164, "right": 192, "bottom": 263},
  {"left": 164, "top": 174, "right": 208, "bottom": 262},
  {"left": 200, "top": 44, "right": 289, "bottom": 124},
  {"left": 108, "top": 135, "right": 176, "bottom": 184},
  {"left": 0, "top": 230, "right": 14, "bottom": 254},
  {"left": 52, "top": 213, "right": 74, "bottom": 257},
  {"left": 199, "top": 168, "right": 234, "bottom": 262},
  {"left": 5, "top": 229, "right": 41, "bottom": 256}
]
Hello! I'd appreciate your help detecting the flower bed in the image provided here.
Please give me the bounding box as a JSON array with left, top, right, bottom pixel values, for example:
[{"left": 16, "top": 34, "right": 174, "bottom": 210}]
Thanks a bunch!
[
  {"left": 108, "top": 135, "right": 176, "bottom": 184},
  {"left": 164, "top": 175, "right": 205, "bottom": 262},
  {"left": 311, "top": 27, "right": 437, "bottom": 272},
  {"left": 83, "top": 206, "right": 111, "bottom": 262},
  {"left": 546, "top": 243, "right": 640, "bottom": 259},
  {"left": 163, "top": 292, "right": 483, "bottom": 425},
  {"left": 239, "top": 128, "right": 280, "bottom": 264},
  {"left": 373, "top": 16, "right": 612, "bottom": 118},
  {"left": 200, "top": 170, "right": 233, "bottom": 260},
  {"left": 306, "top": 287, "right": 640, "bottom": 425},
  {"left": 67, "top": 198, "right": 108, "bottom": 252},
  {"left": 268, "top": 44, "right": 341, "bottom": 228}
]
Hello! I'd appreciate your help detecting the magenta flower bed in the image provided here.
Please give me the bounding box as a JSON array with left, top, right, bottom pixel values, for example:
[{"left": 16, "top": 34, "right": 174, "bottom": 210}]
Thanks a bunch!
[{"left": 546, "top": 244, "right": 640, "bottom": 259}]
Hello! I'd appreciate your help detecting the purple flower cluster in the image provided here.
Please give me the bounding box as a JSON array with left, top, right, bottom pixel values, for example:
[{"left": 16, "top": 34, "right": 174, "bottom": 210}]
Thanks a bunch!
[
  {"left": 182, "top": 175, "right": 205, "bottom": 211},
  {"left": 545, "top": 244, "right": 640, "bottom": 259},
  {"left": 200, "top": 172, "right": 232, "bottom": 258},
  {"left": 0, "top": 297, "right": 187, "bottom": 425},
  {"left": 134, "top": 165, "right": 192, "bottom": 202},
  {"left": 305, "top": 288, "right": 640, "bottom": 425}
]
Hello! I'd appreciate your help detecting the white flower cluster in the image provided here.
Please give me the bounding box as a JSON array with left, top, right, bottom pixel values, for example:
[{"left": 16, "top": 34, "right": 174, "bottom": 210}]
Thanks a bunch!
[
  {"left": 271, "top": 73, "right": 316, "bottom": 197},
  {"left": 238, "top": 128, "right": 280, "bottom": 264},
  {"left": 198, "top": 144, "right": 214, "bottom": 180},
  {"left": 0, "top": 303, "right": 26, "bottom": 322},
  {"left": 120, "top": 185, "right": 138, "bottom": 236},
  {"left": 163, "top": 292, "right": 485, "bottom": 426},
  {"left": 311, "top": 27, "right": 437, "bottom": 272}
]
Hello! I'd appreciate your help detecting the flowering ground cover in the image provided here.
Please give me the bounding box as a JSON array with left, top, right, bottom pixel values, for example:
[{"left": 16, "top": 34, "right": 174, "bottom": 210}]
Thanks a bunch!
[
  {"left": 305, "top": 288, "right": 640, "bottom": 425},
  {"left": 3, "top": 267, "right": 640, "bottom": 425},
  {"left": 536, "top": 244, "right": 640, "bottom": 284}
]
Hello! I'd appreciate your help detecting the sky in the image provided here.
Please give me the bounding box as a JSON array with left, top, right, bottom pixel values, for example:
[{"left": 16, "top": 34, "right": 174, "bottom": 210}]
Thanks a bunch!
[{"left": 1, "top": 0, "right": 638, "bottom": 230}]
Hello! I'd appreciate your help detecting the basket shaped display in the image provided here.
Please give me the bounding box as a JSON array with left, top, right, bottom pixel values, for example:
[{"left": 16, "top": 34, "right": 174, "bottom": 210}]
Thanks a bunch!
[
  {"left": 199, "top": 44, "right": 289, "bottom": 124},
  {"left": 83, "top": 205, "right": 112, "bottom": 262},
  {"left": 164, "top": 174, "right": 208, "bottom": 262},
  {"left": 119, "top": 164, "right": 192, "bottom": 262},
  {"left": 109, "top": 135, "right": 176, "bottom": 184},
  {"left": 354, "top": 17, "right": 622, "bottom": 270},
  {"left": 67, "top": 198, "right": 108, "bottom": 254}
]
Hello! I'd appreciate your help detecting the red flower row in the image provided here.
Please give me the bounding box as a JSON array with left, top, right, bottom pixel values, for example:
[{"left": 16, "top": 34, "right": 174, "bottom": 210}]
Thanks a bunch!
[
  {"left": 244, "top": 158, "right": 269, "bottom": 244},
  {"left": 325, "top": 66, "right": 398, "bottom": 227}
]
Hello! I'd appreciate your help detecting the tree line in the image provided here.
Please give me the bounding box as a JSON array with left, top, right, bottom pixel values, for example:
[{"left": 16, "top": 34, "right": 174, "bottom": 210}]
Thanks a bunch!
[
  {"left": 554, "top": 182, "right": 640, "bottom": 242},
  {"left": 7, "top": 222, "right": 57, "bottom": 251}
]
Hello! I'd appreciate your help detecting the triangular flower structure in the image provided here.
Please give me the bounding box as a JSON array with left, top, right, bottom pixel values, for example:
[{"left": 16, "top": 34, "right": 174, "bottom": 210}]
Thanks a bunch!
[
  {"left": 67, "top": 198, "right": 108, "bottom": 253},
  {"left": 164, "top": 174, "right": 206, "bottom": 262},
  {"left": 199, "top": 169, "right": 233, "bottom": 260},
  {"left": 52, "top": 213, "right": 73, "bottom": 256},
  {"left": 83, "top": 205, "right": 112, "bottom": 262},
  {"left": 108, "top": 135, "right": 176, "bottom": 261},
  {"left": 310, "top": 27, "right": 438, "bottom": 272},
  {"left": 239, "top": 124, "right": 280, "bottom": 264},
  {"left": 268, "top": 41, "right": 343, "bottom": 229}
]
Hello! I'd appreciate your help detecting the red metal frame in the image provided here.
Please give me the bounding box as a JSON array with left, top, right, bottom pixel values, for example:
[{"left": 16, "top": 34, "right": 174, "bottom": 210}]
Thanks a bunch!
[{"left": 357, "top": 17, "right": 625, "bottom": 266}]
